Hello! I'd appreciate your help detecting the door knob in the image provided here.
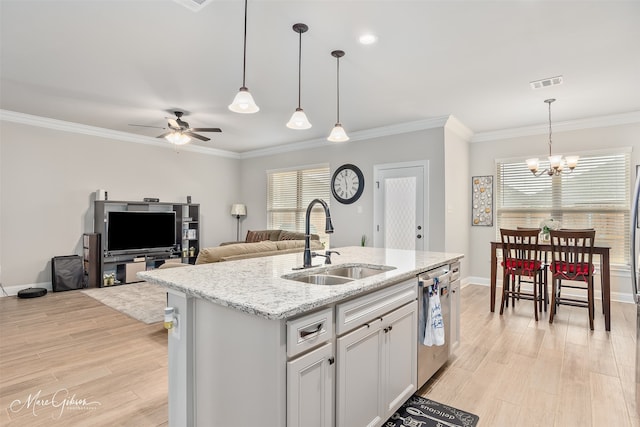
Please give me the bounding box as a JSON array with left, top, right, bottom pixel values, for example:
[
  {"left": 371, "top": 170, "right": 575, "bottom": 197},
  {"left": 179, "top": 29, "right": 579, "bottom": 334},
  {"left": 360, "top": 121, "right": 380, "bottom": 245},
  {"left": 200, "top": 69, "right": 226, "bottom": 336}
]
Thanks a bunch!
[
  {"left": 417, "top": 225, "right": 422, "bottom": 230},
  {"left": 417, "top": 234, "right": 422, "bottom": 239}
]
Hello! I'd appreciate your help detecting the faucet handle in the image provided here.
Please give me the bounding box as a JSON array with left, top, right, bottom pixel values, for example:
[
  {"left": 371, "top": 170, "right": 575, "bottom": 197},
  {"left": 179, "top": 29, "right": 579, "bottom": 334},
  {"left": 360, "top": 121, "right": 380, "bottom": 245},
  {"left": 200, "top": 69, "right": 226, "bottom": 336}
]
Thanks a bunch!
[{"left": 325, "top": 250, "right": 340, "bottom": 256}]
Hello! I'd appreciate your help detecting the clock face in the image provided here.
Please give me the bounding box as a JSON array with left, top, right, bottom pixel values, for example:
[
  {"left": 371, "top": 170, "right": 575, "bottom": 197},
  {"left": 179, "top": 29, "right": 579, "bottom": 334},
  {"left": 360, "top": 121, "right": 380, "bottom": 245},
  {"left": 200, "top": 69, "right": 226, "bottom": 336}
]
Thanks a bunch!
[{"left": 331, "top": 164, "right": 364, "bottom": 204}]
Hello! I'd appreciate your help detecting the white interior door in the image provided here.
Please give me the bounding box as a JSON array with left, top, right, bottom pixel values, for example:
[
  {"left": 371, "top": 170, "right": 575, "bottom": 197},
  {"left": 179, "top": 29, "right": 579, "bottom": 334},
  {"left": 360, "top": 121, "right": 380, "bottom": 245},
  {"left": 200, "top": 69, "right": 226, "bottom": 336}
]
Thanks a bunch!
[{"left": 373, "top": 162, "right": 427, "bottom": 250}]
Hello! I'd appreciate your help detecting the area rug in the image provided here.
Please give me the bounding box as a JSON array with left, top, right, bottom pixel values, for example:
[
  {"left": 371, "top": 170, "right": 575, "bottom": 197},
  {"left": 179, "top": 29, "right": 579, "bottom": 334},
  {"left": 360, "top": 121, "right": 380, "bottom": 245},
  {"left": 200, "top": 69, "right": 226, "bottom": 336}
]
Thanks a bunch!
[
  {"left": 385, "top": 395, "right": 479, "bottom": 427},
  {"left": 81, "top": 282, "right": 166, "bottom": 324}
]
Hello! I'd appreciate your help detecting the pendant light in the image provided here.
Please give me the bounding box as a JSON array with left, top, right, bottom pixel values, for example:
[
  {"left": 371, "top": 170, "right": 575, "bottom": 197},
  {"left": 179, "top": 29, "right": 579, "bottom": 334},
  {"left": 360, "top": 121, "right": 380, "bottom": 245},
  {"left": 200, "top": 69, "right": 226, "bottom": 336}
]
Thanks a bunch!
[
  {"left": 228, "top": 0, "right": 259, "bottom": 113},
  {"left": 286, "top": 23, "right": 311, "bottom": 130},
  {"left": 327, "top": 50, "right": 349, "bottom": 142},
  {"left": 526, "top": 98, "right": 579, "bottom": 176}
]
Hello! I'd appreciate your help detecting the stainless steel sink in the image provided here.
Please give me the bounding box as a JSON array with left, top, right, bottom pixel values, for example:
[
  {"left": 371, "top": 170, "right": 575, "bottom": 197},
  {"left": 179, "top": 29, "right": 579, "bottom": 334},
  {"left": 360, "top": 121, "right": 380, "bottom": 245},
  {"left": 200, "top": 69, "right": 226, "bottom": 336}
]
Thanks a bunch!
[
  {"left": 283, "top": 263, "right": 395, "bottom": 285},
  {"left": 322, "top": 264, "right": 395, "bottom": 279},
  {"left": 292, "top": 274, "right": 354, "bottom": 286}
]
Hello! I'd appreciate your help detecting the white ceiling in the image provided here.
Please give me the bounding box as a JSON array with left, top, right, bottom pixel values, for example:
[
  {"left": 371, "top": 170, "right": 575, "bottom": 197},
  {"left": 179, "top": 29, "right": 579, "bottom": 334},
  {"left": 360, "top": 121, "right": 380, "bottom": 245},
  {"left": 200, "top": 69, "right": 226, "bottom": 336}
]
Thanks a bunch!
[{"left": 1, "top": 0, "right": 639, "bottom": 154}]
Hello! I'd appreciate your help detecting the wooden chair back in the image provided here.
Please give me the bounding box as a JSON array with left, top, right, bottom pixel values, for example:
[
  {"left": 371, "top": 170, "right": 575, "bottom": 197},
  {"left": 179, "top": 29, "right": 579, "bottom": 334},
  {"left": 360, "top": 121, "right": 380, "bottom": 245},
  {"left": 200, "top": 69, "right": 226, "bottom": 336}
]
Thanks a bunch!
[
  {"left": 500, "top": 228, "right": 541, "bottom": 277},
  {"left": 549, "top": 229, "right": 596, "bottom": 282}
]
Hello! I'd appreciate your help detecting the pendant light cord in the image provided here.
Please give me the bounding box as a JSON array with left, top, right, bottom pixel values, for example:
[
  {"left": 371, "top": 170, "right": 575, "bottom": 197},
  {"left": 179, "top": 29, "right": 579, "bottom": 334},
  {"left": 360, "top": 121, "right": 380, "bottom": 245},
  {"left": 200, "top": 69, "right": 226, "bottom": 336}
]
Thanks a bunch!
[
  {"left": 336, "top": 56, "right": 340, "bottom": 123},
  {"left": 242, "top": 0, "right": 248, "bottom": 88},
  {"left": 547, "top": 99, "right": 553, "bottom": 157},
  {"left": 297, "top": 30, "right": 302, "bottom": 109}
]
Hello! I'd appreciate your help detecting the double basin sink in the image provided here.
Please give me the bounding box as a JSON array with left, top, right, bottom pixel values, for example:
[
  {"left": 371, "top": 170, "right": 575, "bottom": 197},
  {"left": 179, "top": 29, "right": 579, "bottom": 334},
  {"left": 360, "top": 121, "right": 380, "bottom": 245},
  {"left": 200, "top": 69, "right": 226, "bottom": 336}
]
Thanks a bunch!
[{"left": 283, "top": 263, "right": 396, "bottom": 286}]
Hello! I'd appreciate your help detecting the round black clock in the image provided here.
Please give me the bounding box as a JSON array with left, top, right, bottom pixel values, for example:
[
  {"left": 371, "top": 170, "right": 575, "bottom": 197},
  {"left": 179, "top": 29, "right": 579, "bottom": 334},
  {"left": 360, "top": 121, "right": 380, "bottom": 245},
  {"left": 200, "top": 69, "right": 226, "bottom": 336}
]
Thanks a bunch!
[{"left": 331, "top": 164, "right": 365, "bottom": 204}]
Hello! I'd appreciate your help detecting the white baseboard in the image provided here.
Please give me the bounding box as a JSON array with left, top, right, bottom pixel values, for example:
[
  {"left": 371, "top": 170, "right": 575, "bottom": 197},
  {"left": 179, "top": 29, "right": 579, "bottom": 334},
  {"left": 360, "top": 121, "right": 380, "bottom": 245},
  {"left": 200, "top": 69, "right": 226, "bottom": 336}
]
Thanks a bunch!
[
  {"left": 463, "top": 276, "right": 634, "bottom": 304},
  {"left": 1, "top": 282, "right": 52, "bottom": 297}
]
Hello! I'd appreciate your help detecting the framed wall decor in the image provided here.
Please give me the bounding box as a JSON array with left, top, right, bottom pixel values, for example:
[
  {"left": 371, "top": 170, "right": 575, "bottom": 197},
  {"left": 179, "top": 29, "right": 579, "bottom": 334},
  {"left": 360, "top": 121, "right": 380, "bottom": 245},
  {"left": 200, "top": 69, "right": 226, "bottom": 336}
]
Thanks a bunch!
[{"left": 471, "top": 175, "right": 493, "bottom": 226}]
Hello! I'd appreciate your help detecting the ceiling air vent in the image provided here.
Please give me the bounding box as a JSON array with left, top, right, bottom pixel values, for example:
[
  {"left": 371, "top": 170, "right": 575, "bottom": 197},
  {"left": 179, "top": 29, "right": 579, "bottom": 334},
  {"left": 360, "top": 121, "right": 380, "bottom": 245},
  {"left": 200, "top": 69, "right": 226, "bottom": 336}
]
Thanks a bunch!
[
  {"left": 173, "top": 0, "right": 213, "bottom": 12},
  {"left": 529, "top": 75, "right": 563, "bottom": 90}
]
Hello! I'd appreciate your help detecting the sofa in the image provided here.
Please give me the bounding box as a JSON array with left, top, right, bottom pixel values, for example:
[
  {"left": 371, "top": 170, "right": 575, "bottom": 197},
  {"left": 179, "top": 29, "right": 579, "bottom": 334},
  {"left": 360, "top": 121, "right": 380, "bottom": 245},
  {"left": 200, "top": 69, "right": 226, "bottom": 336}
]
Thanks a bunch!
[{"left": 161, "top": 229, "right": 323, "bottom": 268}]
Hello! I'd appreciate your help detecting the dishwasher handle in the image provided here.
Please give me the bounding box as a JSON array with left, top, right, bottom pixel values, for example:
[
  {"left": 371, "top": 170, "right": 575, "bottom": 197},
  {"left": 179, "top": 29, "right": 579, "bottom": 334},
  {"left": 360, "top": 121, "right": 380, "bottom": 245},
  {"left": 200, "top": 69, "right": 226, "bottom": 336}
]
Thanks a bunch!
[{"left": 419, "top": 271, "right": 451, "bottom": 288}]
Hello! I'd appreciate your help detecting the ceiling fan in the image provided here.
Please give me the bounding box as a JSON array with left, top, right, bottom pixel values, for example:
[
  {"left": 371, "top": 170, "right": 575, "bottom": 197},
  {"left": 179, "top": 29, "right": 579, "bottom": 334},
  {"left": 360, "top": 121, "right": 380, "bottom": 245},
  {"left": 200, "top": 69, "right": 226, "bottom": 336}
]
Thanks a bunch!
[{"left": 130, "top": 111, "right": 222, "bottom": 144}]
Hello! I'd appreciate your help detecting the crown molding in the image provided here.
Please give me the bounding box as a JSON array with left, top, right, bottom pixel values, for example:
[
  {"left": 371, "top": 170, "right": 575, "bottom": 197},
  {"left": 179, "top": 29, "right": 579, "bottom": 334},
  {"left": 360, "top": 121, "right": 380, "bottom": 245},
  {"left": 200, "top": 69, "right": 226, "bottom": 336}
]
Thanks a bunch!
[
  {"left": 0, "top": 110, "right": 240, "bottom": 159},
  {"left": 444, "top": 115, "right": 474, "bottom": 141},
  {"left": 471, "top": 111, "right": 640, "bottom": 143},
  {"left": 240, "top": 116, "right": 450, "bottom": 159}
]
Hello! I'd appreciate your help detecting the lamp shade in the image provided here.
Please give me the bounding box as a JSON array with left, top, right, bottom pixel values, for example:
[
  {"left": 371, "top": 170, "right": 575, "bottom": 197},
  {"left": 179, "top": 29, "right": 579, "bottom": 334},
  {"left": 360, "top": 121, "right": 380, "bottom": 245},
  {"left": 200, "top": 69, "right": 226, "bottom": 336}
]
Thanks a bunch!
[
  {"left": 166, "top": 132, "right": 191, "bottom": 145},
  {"left": 229, "top": 87, "right": 259, "bottom": 113},
  {"left": 286, "top": 108, "right": 312, "bottom": 129},
  {"left": 327, "top": 123, "right": 349, "bottom": 142},
  {"left": 230, "top": 203, "right": 247, "bottom": 217}
]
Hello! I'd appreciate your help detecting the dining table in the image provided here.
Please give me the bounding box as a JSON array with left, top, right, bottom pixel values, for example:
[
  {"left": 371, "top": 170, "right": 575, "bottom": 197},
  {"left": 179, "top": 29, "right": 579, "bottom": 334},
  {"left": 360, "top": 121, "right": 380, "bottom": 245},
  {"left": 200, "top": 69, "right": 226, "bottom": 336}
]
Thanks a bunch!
[{"left": 489, "top": 241, "right": 612, "bottom": 331}]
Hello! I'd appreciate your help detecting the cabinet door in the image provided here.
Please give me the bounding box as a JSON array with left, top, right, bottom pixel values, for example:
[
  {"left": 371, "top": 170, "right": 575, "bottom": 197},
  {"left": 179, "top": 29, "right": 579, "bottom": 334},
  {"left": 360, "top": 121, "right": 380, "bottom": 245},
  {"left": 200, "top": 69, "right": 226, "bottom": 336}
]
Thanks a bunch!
[
  {"left": 450, "top": 280, "right": 460, "bottom": 352},
  {"left": 382, "top": 301, "right": 418, "bottom": 418},
  {"left": 336, "top": 319, "right": 384, "bottom": 427},
  {"left": 287, "top": 342, "right": 334, "bottom": 427}
]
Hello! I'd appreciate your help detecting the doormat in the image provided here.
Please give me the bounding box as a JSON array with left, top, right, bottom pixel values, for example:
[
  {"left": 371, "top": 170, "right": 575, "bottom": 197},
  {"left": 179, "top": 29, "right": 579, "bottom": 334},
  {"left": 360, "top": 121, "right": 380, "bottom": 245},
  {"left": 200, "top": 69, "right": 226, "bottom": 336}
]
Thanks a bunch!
[{"left": 385, "top": 395, "right": 479, "bottom": 427}]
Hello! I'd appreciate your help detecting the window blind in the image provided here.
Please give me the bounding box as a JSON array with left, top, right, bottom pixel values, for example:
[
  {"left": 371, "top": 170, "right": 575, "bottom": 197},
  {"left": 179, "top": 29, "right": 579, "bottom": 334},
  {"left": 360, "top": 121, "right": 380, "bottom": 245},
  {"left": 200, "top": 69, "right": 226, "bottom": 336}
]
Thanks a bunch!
[
  {"left": 267, "top": 166, "right": 331, "bottom": 246},
  {"left": 496, "top": 151, "right": 631, "bottom": 266}
]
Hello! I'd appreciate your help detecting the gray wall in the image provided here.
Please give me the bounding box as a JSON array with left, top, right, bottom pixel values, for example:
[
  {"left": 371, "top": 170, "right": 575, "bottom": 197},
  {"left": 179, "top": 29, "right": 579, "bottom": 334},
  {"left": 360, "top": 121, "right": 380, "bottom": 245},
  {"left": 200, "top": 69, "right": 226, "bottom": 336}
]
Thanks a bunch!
[
  {"left": 0, "top": 121, "right": 240, "bottom": 288},
  {"left": 240, "top": 127, "right": 449, "bottom": 251},
  {"left": 468, "top": 122, "right": 640, "bottom": 299}
]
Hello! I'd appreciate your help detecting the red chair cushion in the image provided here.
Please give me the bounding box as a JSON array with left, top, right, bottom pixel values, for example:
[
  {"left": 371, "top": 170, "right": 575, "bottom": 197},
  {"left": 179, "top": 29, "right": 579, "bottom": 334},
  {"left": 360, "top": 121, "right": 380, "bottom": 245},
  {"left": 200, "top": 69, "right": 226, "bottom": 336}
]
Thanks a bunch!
[
  {"left": 550, "top": 261, "right": 594, "bottom": 280},
  {"left": 501, "top": 258, "right": 542, "bottom": 275}
]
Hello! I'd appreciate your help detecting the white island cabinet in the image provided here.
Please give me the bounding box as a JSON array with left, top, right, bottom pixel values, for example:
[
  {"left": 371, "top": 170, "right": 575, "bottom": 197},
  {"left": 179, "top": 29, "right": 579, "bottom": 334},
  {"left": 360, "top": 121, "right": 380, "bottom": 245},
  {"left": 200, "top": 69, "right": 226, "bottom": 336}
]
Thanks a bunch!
[{"left": 139, "top": 246, "right": 463, "bottom": 427}]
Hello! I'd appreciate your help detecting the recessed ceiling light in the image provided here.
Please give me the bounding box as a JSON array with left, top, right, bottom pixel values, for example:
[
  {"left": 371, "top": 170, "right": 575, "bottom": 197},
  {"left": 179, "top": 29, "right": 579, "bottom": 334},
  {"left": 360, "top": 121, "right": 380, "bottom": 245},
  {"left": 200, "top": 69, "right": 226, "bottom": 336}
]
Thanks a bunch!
[{"left": 359, "top": 33, "right": 378, "bottom": 45}]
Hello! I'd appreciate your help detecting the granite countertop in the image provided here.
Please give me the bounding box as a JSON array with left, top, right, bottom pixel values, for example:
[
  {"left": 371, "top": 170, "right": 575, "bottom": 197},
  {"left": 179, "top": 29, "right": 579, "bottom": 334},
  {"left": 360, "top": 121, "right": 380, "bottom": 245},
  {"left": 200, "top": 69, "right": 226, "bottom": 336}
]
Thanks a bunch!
[{"left": 138, "top": 246, "right": 463, "bottom": 320}]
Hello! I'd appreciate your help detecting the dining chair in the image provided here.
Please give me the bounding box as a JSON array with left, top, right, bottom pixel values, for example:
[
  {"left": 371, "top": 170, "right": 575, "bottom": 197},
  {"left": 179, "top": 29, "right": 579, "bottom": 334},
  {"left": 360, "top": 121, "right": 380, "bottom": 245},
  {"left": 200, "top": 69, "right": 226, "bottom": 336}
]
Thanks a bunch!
[
  {"left": 548, "top": 229, "right": 596, "bottom": 329},
  {"left": 499, "top": 228, "right": 544, "bottom": 321},
  {"left": 516, "top": 227, "right": 548, "bottom": 311}
]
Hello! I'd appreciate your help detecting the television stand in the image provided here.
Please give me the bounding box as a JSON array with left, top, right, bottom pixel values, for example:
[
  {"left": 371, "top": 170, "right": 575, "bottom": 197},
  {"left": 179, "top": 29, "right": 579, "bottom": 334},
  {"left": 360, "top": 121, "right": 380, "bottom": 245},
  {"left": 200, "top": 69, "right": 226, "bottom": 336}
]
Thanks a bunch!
[{"left": 92, "top": 200, "right": 200, "bottom": 287}]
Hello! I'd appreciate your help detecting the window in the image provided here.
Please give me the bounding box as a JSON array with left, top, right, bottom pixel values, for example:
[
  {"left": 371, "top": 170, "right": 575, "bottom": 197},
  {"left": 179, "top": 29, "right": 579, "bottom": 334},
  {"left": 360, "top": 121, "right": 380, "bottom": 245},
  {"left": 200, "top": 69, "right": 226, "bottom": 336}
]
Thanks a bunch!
[
  {"left": 267, "top": 165, "right": 331, "bottom": 246},
  {"left": 496, "top": 150, "right": 631, "bottom": 266}
]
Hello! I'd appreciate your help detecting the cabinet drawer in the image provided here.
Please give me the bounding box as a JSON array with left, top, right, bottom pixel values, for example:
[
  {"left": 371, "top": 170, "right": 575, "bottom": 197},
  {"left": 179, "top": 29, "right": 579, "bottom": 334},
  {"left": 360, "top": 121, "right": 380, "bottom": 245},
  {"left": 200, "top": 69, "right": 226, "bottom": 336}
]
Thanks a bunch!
[
  {"left": 450, "top": 262, "right": 460, "bottom": 282},
  {"left": 287, "top": 307, "right": 334, "bottom": 358},
  {"left": 336, "top": 279, "right": 417, "bottom": 335}
]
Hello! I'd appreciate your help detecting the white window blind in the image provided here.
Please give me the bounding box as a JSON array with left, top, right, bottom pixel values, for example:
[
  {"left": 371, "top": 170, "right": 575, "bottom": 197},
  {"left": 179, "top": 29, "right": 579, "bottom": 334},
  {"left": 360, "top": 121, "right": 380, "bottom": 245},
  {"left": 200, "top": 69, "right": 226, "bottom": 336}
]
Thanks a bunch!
[
  {"left": 267, "top": 166, "right": 331, "bottom": 246},
  {"left": 496, "top": 151, "right": 631, "bottom": 266}
]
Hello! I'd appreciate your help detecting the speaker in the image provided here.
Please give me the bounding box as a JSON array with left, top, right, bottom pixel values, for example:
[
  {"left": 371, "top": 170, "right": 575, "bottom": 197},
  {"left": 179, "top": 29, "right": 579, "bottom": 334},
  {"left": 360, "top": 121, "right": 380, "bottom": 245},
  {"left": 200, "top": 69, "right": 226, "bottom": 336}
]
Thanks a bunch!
[{"left": 51, "top": 255, "right": 84, "bottom": 292}]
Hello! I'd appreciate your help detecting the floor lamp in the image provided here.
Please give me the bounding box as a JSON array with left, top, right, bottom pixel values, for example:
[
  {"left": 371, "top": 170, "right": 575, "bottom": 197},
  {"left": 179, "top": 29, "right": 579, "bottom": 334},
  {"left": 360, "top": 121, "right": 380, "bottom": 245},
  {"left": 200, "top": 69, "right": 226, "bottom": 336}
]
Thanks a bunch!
[{"left": 231, "top": 204, "right": 247, "bottom": 241}]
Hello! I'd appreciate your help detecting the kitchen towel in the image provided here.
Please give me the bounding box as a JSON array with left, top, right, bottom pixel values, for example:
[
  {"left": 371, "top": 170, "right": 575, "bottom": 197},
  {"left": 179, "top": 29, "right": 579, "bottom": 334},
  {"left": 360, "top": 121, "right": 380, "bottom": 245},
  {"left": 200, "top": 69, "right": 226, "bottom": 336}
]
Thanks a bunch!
[{"left": 423, "top": 277, "right": 445, "bottom": 346}]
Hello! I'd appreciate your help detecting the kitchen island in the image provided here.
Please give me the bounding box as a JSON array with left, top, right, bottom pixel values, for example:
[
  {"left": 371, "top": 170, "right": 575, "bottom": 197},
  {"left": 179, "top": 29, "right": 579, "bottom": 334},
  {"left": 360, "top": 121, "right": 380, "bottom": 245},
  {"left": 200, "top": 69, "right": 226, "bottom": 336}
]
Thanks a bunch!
[{"left": 139, "top": 246, "right": 463, "bottom": 427}]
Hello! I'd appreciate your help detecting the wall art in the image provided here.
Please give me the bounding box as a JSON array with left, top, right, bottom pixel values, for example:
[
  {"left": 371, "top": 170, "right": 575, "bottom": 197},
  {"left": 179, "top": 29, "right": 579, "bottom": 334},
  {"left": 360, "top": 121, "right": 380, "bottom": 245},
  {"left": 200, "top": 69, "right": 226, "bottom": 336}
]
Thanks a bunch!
[{"left": 471, "top": 175, "right": 493, "bottom": 226}]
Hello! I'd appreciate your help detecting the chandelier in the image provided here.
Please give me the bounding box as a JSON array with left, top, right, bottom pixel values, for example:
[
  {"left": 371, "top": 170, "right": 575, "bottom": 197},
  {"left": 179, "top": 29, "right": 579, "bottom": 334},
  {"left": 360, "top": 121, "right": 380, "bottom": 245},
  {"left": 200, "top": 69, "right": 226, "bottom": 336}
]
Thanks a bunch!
[{"left": 526, "top": 98, "right": 579, "bottom": 176}]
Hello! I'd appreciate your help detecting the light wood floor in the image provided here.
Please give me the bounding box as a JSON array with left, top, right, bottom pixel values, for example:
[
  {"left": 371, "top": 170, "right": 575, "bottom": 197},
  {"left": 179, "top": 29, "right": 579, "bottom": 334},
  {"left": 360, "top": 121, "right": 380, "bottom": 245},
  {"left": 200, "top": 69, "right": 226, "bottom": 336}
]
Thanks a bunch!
[
  {"left": 1, "top": 284, "right": 638, "bottom": 426},
  {"left": 421, "top": 284, "right": 640, "bottom": 427}
]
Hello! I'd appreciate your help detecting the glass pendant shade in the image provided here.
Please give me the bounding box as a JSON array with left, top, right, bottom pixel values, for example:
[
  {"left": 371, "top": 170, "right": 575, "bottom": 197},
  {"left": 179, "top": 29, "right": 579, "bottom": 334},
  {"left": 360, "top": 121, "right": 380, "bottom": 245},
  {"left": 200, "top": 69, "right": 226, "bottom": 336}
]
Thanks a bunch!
[
  {"left": 327, "top": 123, "right": 349, "bottom": 142},
  {"left": 166, "top": 132, "right": 191, "bottom": 145},
  {"left": 526, "top": 158, "right": 539, "bottom": 172},
  {"left": 229, "top": 0, "right": 259, "bottom": 114},
  {"left": 286, "top": 108, "right": 312, "bottom": 130},
  {"left": 229, "top": 87, "right": 259, "bottom": 113}
]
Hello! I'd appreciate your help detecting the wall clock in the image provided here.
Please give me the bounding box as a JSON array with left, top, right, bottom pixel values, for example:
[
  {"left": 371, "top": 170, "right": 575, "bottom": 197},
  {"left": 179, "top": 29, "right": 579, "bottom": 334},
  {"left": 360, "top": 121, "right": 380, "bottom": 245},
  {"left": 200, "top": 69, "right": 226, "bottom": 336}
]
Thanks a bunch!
[{"left": 331, "top": 163, "right": 365, "bottom": 204}]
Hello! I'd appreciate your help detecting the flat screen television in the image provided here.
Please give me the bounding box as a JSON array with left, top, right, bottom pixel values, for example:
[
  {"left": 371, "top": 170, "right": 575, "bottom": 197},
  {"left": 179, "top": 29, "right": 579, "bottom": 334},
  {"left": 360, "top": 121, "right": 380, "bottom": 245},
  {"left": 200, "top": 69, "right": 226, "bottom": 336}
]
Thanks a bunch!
[{"left": 107, "top": 211, "right": 176, "bottom": 254}]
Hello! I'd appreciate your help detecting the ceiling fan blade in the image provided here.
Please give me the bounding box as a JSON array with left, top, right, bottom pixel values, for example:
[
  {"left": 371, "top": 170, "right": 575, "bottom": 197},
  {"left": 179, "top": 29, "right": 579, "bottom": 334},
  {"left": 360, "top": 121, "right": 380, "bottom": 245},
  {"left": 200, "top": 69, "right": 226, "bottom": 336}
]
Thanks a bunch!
[
  {"left": 190, "top": 127, "right": 222, "bottom": 133},
  {"left": 128, "top": 124, "right": 166, "bottom": 129},
  {"left": 185, "top": 132, "right": 210, "bottom": 142}
]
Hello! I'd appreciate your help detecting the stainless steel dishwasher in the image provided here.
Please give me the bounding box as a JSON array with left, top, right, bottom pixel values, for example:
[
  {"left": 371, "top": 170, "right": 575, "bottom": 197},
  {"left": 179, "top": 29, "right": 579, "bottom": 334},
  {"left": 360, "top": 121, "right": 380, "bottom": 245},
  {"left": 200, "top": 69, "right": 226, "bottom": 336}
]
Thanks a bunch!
[{"left": 417, "top": 264, "right": 451, "bottom": 388}]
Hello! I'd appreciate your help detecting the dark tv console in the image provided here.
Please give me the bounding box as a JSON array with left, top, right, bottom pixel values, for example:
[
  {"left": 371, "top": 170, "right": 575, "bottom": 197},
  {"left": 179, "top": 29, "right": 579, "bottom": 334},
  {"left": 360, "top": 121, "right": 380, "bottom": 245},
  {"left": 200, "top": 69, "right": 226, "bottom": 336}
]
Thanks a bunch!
[{"left": 92, "top": 200, "right": 200, "bottom": 286}]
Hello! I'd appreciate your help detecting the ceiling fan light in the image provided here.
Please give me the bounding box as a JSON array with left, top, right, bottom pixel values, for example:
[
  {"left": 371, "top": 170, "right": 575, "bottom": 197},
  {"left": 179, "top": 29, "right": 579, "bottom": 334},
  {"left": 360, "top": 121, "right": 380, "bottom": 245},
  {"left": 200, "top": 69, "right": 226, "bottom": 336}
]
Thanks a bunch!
[
  {"left": 286, "top": 108, "right": 312, "bottom": 130},
  {"left": 166, "top": 132, "right": 191, "bottom": 145},
  {"left": 327, "top": 124, "right": 349, "bottom": 142},
  {"left": 229, "top": 87, "right": 259, "bottom": 113}
]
